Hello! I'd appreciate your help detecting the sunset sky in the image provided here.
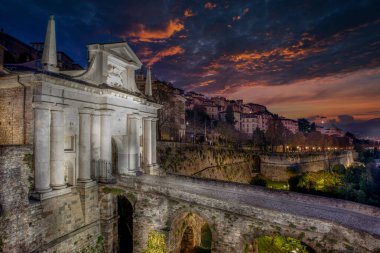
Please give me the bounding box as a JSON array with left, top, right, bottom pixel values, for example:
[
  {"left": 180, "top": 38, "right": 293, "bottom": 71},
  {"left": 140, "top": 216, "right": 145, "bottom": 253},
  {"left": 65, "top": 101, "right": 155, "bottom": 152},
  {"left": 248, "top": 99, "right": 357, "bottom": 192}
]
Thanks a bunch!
[{"left": 1, "top": 0, "right": 380, "bottom": 136}]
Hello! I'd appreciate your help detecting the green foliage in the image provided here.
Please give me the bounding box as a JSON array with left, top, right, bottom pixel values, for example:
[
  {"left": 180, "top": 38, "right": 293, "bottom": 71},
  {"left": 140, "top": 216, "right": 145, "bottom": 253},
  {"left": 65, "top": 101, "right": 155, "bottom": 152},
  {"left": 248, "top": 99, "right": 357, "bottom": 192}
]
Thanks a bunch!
[
  {"left": 142, "top": 231, "right": 168, "bottom": 253},
  {"left": 288, "top": 164, "right": 380, "bottom": 206},
  {"left": 102, "top": 187, "right": 126, "bottom": 196},
  {"left": 298, "top": 119, "right": 315, "bottom": 134},
  {"left": 250, "top": 177, "right": 267, "bottom": 187},
  {"left": 258, "top": 235, "right": 311, "bottom": 253}
]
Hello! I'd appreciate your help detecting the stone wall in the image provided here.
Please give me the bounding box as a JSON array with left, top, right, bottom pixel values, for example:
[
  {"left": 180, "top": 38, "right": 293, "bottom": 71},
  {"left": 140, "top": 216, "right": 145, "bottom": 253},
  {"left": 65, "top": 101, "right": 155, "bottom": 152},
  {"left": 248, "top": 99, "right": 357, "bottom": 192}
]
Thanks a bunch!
[
  {"left": 0, "top": 86, "right": 33, "bottom": 145},
  {"left": 260, "top": 151, "right": 354, "bottom": 181},
  {"left": 157, "top": 142, "right": 354, "bottom": 183},
  {"left": 114, "top": 175, "right": 380, "bottom": 253},
  {"left": 0, "top": 146, "right": 101, "bottom": 253},
  {"left": 157, "top": 142, "right": 257, "bottom": 184}
]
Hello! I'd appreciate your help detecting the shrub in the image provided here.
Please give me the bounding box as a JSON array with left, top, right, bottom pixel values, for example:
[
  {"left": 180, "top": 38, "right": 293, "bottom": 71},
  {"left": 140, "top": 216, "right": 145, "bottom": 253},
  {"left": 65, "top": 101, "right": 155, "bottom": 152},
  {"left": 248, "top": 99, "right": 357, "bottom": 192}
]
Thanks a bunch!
[{"left": 250, "top": 177, "right": 267, "bottom": 187}]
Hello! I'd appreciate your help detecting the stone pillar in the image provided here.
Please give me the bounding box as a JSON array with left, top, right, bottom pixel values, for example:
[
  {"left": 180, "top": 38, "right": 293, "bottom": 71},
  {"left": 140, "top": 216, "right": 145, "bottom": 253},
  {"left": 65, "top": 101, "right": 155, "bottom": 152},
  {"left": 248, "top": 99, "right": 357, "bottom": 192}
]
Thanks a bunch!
[
  {"left": 100, "top": 110, "right": 112, "bottom": 181},
  {"left": 143, "top": 117, "right": 152, "bottom": 167},
  {"left": 78, "top": 108, "right": 92, "bottom": 183},
  {"left": 91, "top": 110, "right": 101, "bottom": 178},
  {"left": 127, "top": 114, "right": 140, "bottom": 174},
  {"left": 151, "top": 118, "right": 158, "bottom": 165},
  {"left": 100, "top": 110, "right": 112, "bottom": 162},
  {"left": 50, "top": 107, "right": 66, "bottom": 189},
  {"left": 33, "top": 104, "right": 52, "bottom": 193}
]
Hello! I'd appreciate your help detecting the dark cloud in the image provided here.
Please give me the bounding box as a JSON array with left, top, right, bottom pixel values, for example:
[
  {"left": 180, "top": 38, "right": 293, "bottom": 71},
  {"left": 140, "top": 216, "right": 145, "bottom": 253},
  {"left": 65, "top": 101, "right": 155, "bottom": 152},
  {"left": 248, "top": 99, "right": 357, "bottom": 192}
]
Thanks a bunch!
[{"left": 1, "top": 0, "right": 379, "bottom": 136}]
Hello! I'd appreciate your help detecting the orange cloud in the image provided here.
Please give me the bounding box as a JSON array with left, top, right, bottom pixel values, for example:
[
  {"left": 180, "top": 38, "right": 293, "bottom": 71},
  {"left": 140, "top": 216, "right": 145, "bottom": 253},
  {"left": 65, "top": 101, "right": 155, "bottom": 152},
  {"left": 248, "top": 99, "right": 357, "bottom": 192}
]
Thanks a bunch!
[
  {"left": 227, "top": 35, "right": 325, "bottom": 72},
  {"left": 198, "top": 80, "right": 215, "bottom": 87},
  {"left": 204, "top": 2, "right": 217, "bottom": 10},
  {"left": 184, "top": 8, "right": 195, "bottom": 17},
  {"left": 147, "top": 46, "right": 185, "bottom": 66},
  {"left": 128, "top": 19, "right": 184, "bottom": 42}
]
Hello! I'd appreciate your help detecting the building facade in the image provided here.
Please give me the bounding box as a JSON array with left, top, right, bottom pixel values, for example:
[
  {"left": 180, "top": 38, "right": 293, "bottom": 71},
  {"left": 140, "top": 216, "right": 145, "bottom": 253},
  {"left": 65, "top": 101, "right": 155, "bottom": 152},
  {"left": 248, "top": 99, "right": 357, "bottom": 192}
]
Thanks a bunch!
[{"left": 0, "top": 16, "right": 161, "bottom": 199}]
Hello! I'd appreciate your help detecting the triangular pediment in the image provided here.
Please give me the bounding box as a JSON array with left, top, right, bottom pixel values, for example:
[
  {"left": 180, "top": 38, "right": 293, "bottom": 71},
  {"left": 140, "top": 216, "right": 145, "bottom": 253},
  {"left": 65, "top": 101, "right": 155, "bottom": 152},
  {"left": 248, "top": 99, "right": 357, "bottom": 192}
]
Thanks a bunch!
[{"left": 103, "top": 42, "right": 142, "bottom": 67}]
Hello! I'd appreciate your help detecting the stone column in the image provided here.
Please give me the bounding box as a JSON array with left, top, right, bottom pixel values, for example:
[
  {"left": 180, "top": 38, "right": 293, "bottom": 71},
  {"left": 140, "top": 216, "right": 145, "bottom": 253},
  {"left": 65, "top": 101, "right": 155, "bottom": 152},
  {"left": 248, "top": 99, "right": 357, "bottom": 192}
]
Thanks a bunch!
[
  {"left": 151, "top": 118, "right": 158, "bottom": 165},
  {"left": 100, "top": 110, "right": 112, "bottom": 180},
  {"left": 127, "top": 114, "right": 140, "bottom": 173},
  {"left": 50, "top": 106, "right": 66, "bottom": 189},
  {"left": 100, "top": 110, "right": 112, "bottom": 162},
  {"left": 78, "top": 108, "right": 92, "bottom": 183},
  {"left": 143, "top": 117, "right": 152, "bottom": 167},
  {"left": 91, "top": 110, "right": 101, "bottom": 178},
  {"left": 33, "top": 104, "right": 52, "bottom": 193}
]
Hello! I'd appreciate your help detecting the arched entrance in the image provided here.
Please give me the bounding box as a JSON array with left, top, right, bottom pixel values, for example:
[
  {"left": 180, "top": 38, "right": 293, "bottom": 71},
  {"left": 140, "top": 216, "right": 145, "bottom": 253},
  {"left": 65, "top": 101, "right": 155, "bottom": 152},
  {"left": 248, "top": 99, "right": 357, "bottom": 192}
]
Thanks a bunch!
[
  {"left": 118, "top": 196, "right": 134, "bottom": 252},
  {"left": 170, "top": 212, "right": 213, "bottom": 253},
  {"left": 181, "top": 226, "right": 194, "bottom": 253}
]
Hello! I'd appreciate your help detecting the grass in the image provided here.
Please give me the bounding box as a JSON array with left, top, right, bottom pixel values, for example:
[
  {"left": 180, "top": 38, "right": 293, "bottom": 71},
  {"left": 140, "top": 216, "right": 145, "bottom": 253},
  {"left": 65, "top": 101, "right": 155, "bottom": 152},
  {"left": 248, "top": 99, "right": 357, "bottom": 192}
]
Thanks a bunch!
[
  {"left": 257, "top": 235, "right": 312, "bottom": 253},
  {"left": 266, "top": 180, "right": 289, "bottom": 190}
]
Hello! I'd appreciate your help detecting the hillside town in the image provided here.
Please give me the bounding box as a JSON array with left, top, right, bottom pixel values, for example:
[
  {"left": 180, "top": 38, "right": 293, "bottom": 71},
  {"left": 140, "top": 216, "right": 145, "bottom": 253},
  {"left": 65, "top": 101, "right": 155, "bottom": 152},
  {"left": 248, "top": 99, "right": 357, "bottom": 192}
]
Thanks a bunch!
[
  {"left": 0, "top": 28, "right": 351, "bottom": 152},
  {"left": 1, "top": 8, "right": 380, "bottom": 253}
]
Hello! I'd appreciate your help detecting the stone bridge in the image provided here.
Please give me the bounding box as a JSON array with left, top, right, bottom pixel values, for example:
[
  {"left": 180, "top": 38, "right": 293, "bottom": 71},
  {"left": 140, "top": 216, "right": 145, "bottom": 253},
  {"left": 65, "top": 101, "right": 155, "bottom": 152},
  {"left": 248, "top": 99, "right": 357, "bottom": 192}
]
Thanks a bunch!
[{"left": 99, "top": 174, "right": 380, "bottom": 253}]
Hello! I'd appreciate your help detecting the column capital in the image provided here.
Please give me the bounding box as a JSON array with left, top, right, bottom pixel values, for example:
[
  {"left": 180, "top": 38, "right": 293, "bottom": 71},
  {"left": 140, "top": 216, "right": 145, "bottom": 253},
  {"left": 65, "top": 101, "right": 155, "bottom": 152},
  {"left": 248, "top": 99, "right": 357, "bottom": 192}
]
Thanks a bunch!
[
  {"left": 50, "top": 104, "right": 65, "bottom": 111},
  {"left": 32, "top": 102, "right": 53, "bottom": 110},
  {"left": 128, "top": 113, "right": 141, "bottom": 120},
  {"left": 151, "top": 117, "right": 159, "bottom": 122},
  {"left": 98, "top": 108, "right": 114, "bottom": 116},
  {"left": 143, "top": 117, "right": 153, "bottom": 122},
  {"left": 78, "top": 108, "right": 94, "bottom": 115}
]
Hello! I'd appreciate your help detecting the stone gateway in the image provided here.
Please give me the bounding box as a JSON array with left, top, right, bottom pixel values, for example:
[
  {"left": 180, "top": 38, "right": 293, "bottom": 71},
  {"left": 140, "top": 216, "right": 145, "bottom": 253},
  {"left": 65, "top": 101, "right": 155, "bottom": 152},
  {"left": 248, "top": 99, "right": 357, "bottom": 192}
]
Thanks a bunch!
[{"left": 0, "top": 17, "right": 380, "bottom": 253}]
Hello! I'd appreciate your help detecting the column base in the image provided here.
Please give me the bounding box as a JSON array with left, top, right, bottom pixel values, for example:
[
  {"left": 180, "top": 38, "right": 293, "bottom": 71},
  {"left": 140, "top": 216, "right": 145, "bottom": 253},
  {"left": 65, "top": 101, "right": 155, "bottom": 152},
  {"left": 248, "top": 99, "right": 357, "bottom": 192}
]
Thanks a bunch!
[
  {"left": 120, "top": 169, "right": 143, "bottom": 177},
  {"left": 77, "top": 180, "right": 97, "bottom": 188},
  {"left": 145, "top": 164, "right": 163, "bottom": 176},
  {"left": 34, "top": 186, "right": 52, "bottom": 193},
  {"left": 51, "top": 183, "right": 67, "bottom": 190},
  {"left": 31, "top": 187, "right": 71, "bottom": 200}
]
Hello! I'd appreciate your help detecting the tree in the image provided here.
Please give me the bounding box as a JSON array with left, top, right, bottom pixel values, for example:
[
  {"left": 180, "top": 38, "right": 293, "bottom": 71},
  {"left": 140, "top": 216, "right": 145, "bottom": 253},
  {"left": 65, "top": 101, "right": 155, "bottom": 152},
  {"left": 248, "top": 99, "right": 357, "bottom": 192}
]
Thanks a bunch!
[
  {"left": 143, "top": 231, "right": 168, "bottom": 253},
  {"left": 298, "top": 118, "right": 314, "bottom": 133},
  {"left": 225, "top": 105, "right": 235, "bottom": 125},
  {"left": 252, "top": 128, "right": 267, "bottom": 151},
  {"left": 265, "top": 119, "right": 286, "bottom": 152}
]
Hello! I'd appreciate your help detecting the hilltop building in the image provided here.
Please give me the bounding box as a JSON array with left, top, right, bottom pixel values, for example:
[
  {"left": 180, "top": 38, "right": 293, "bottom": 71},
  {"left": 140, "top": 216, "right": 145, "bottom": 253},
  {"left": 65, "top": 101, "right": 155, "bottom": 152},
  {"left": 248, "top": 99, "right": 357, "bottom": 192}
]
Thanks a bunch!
[{"left": 136, "top": 71, "right": 186, "bottom": 141}]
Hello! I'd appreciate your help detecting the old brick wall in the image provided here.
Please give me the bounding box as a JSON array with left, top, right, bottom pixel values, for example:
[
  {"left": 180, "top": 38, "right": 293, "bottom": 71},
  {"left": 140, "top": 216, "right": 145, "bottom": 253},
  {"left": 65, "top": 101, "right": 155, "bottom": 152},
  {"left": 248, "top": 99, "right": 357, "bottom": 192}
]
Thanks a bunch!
[
  {"left": 0, "top": 146, "right": 101, "bottom": 253},
  {"left": 0, "top": 86, "right": 33, "bottom": 145}
]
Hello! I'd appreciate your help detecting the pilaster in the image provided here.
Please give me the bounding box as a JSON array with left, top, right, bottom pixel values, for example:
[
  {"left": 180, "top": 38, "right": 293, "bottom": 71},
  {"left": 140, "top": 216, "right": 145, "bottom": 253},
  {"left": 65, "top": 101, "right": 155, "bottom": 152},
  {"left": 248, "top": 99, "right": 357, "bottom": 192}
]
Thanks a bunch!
[
  {"left": 33, "top": 103, "right": 52, "bottom": 193},
  {"left": 50, "top": 106, "right": 66, "bottom": 189},
  {"left": 78, "top": 108, "right": 93, "bottom": 185}
]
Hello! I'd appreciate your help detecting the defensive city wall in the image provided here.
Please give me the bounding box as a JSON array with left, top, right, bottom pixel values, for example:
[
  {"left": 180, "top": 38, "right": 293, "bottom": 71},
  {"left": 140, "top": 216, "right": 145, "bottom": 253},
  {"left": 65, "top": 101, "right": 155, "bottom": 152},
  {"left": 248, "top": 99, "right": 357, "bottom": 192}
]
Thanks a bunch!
[
  {"left": 1, "top": 145, "right": 380, "bottom": 253},
  {"left": 157, "top": 141, "right": 354, "bottom": 183}
]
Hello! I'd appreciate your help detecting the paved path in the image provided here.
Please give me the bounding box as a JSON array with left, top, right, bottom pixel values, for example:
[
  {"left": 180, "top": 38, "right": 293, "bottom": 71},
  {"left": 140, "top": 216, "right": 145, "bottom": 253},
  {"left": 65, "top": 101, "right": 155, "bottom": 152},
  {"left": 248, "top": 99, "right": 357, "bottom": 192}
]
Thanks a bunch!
[{"left": 137, "top": 175, "right": 380, "bottom": 236}]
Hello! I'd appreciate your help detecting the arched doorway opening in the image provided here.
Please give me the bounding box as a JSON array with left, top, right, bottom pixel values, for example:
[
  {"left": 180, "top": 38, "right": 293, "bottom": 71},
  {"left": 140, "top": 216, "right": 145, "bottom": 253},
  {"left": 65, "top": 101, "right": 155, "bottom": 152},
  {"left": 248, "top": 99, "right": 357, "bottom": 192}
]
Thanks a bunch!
[
  {"left": 181, "top": 226, "right": 194, "bottom": 253},
  {"left": 245, "top": 235, "right": 315, "bottom": 253},
  {"left": 118, "top": 196, "right": 133, "bottom": 252},
  {"left": 170, "top": 212, "right": 213, "bottom": 253}
]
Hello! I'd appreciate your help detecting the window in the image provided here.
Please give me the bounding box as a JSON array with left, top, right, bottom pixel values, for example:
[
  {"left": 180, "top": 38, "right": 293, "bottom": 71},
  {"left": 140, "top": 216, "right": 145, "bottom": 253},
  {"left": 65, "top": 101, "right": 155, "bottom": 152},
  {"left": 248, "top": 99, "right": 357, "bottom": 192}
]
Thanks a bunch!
[{"left": 64, "top": 136, "right": 75, "bottom": 152}]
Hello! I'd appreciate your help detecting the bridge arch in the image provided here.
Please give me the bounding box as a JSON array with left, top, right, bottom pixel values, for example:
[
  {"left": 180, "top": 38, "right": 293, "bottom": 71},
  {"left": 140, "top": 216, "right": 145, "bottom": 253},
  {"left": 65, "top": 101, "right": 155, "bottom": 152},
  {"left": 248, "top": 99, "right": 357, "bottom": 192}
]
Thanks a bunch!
[{"left": 168, "top": 209, "right": 215, "bottom": 253}]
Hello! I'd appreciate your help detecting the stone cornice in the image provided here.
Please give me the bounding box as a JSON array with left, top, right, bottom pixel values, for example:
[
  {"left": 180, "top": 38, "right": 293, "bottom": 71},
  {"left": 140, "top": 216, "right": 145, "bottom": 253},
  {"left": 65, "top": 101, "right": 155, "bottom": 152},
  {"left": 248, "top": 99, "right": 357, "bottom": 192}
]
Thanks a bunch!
[{"left": 33, "top": 73, "right": 162, "bottom": 109}]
